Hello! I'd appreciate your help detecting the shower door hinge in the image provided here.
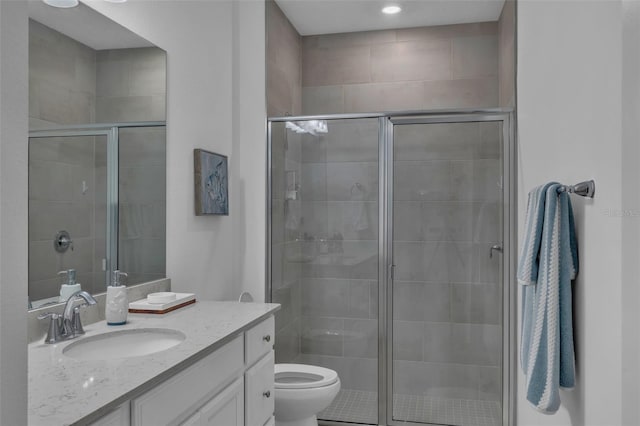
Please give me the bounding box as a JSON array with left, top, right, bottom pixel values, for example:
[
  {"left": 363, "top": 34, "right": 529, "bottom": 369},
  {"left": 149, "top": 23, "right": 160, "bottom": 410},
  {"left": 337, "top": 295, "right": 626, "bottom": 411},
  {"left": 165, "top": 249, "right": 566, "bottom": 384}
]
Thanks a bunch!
[{"left": 390, "top": 264, "right": 396, "bottom": 281}]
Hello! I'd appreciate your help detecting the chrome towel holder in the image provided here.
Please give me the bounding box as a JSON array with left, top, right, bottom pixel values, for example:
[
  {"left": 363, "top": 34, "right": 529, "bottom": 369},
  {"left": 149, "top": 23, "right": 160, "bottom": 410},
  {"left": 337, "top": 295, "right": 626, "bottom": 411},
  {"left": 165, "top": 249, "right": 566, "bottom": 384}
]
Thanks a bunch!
[{"left": 558, "top": 180, "right": 596, "bottom": 198}]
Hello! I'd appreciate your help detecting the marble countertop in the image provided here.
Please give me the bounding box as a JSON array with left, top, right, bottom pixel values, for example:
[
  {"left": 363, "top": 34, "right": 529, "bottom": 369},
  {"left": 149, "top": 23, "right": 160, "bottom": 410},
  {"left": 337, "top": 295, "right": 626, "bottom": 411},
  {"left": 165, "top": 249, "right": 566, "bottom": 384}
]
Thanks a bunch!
[{"left": 28, "top": 301, "right": 280, "bottom": 426}]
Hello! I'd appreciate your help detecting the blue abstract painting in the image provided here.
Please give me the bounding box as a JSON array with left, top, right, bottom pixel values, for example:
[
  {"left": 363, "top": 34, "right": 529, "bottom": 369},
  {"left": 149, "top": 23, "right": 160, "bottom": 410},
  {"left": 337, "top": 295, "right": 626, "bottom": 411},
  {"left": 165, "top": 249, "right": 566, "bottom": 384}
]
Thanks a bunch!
[{"left": 194, "top": 149, "right": 228, "bottom": 215}]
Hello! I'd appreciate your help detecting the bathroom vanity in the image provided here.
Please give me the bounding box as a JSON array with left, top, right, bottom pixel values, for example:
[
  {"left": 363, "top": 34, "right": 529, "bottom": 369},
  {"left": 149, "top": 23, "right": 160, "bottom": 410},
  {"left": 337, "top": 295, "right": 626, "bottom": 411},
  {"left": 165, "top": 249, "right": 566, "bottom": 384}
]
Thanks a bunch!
[{"left": 28, "top": 301, "right": 280, "bottom": 426}]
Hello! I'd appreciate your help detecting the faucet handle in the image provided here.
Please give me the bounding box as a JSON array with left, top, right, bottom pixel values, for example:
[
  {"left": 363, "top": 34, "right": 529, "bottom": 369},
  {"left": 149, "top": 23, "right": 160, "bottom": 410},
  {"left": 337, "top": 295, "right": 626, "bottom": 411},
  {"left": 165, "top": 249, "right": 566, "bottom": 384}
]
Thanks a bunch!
[
  {"left": 38, "top": 312, "right": 63, "bottom": 344},
  {"left": 71, "top": 306, "right": 86, "bottom": 336}
]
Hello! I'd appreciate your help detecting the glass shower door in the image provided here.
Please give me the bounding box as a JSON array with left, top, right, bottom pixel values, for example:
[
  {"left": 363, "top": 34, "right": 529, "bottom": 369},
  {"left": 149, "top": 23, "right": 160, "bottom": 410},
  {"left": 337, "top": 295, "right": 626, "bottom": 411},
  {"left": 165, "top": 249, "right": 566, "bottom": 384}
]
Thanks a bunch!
[
  {"left": 269, "top": 118, "right": 380, "bottom": 425},
  {"left": 390, "top": 119, "right": 504, "bottom": 426}
]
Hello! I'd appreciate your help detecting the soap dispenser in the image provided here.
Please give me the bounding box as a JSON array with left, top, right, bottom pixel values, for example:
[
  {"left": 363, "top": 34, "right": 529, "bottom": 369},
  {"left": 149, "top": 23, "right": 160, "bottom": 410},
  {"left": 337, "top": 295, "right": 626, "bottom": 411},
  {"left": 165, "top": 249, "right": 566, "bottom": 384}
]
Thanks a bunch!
[
  {"left": 58, "top": 269, "right": 81, "bottom": 302},
  {"left": 106, "top": 270, "right": 128, "bottom": 325}
]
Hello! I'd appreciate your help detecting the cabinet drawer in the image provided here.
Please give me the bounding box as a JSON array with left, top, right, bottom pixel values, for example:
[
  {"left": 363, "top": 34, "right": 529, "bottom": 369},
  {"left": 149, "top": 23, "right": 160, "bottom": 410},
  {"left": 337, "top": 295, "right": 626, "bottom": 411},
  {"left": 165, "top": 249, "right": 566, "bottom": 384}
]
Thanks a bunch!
[
  {"left": 245, "top": 351, "right": 274, "bottom": 426},
  {"left": 132, "top": 335, "right": 244, "bottom": 426},
  {"left": 245, "top": 316, "right": 274, "bottom": 367}
]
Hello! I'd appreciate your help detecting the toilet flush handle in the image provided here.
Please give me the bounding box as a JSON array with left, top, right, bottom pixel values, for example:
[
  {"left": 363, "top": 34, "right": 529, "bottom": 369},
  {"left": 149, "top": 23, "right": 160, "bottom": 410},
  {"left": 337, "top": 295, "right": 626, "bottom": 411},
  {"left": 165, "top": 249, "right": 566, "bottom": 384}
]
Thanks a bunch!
[
  {"left": 263, "top": 391, "right": 271, "bottom": 398},
  {"left": 263, "top": 335, "right": 271, "bottom": 342}
]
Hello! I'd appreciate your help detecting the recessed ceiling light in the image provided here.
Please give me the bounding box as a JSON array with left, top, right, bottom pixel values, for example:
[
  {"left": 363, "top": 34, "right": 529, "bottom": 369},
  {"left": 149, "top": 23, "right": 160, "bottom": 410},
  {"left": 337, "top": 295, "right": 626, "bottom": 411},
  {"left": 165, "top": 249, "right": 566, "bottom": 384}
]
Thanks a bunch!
[
  {"left": 42, "top": 0, "right": 78, "bottom": 8},
  {"left": 382, "top": 5, "right": 402, "bottom": 14}
]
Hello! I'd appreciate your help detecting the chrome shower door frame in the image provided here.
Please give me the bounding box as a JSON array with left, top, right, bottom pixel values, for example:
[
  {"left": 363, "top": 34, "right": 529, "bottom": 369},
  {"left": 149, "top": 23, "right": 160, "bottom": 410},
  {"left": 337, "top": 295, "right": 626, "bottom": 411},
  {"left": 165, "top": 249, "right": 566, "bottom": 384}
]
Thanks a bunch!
[
  {"left": 266, "top": 110, "right": 515, "bottom": 426},
  {"left": 384, "top": 112, "right": 514, "bottom": 426}
]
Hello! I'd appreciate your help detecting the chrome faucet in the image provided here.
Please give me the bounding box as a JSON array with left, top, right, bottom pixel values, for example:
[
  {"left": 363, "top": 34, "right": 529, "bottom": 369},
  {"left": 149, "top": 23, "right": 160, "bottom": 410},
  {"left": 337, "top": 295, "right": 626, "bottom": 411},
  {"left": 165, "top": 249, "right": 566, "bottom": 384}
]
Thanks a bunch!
[{"left": 38, "top": 290, "right": 98, "bottom": 344}]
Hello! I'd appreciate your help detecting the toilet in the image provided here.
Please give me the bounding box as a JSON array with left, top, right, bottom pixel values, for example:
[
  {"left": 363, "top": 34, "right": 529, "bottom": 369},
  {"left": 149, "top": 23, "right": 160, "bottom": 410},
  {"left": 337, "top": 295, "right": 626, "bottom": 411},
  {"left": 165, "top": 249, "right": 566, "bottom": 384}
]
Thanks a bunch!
[{"left": 274, "top": 364, "right": 341, "bottom": 426}]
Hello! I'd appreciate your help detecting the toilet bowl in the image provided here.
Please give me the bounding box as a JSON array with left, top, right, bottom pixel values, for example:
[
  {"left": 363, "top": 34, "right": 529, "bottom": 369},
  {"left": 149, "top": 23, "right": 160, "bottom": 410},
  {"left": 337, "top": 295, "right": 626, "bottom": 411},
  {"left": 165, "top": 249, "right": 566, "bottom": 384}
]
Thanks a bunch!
[{"left": 274, "top": 364, "right": 341, "bottom": 426}]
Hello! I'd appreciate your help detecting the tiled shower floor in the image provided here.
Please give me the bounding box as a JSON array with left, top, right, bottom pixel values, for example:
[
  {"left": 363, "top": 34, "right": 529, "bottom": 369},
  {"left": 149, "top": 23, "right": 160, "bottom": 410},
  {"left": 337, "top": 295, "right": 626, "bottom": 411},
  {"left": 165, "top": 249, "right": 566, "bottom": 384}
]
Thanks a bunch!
[{"left": 319, "top": 389, "right": 502, "bottom": 426}]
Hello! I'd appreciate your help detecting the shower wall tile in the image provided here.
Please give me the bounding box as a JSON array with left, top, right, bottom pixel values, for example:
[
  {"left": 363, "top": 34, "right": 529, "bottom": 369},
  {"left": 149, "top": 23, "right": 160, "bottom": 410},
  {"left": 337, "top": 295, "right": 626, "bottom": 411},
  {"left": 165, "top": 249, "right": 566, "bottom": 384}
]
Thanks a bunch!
[
  {"left": 301, "top": 86, "right": 344, "bottom": 115},
  {"left": 326, "top": 162, "right": 379, "bottom": 201},
  {"left": 394, "top": 123, "right": 480, "bottom": 161},
  {"left": 343, "top": 318, "right": 377, "bottom": 358},
  {"left": 302, "top": 278, "right": 350, "bottom": 317},
  {"left": 324, "top": 120, "right": 379, "bottom": 163},
  {"left": 301, "top": 316, "right": 344, "bottom": 356},
  {"left": 95, "top": 47, "right": 166, "bottom": 122},
  {"left": 398, "top": 21, "right": 496, "bottom": 41},
  {"left": 393, "top": 282, "right": 450, "bottom": 322},
  {"left": 300, "top": 135, "right": 328, "bottom": 165},
  {"left": 29, "top": 160, "right": 73, "bottom": 201},
  {"left": 346, "top": 280, "right": 372, "bottom": 319},
  {"left": 326, "top": 201, "right": 378, "bottom": 241},
  {"left": 452, "top": 35, "right": 499, "bottom": 79},
  {"left": 29, "top": 201, "right": 92, "bottom": 241},
  {"left": 119, "top": 165, "right": 166, "bottom": 203},
  {"left": 451, "top": 283, "right": 501, "bottom": 324},
  {"left": 119, "top": 127, "right": 167, "bottom": 167},
  {"left": 267, "top": 0, "right": 302, "bottom": 117},
  {"left": 370, "top": 39, "right": 451, "bottom": 83},
  {"left": 343, "top": 81, "right": 424, "bottom": 113},
  {"left": 301, "top": 22, "right": 499, "bottom": 114},
  {"left": 393, "top": 161, "right": 451, "bottom": 201},
  {"left": 394, "top": 321, "right": 424, "bottom": 361},
  {"left": 393, "top": 241, "right": 474, "bottom": 283},
  {"left": 304, "top": 29, "right": 396, "bottom": 49},
  {"left": 451, "top": 159, "right": 501, "bottom": 202},
  {"left": 302, "top": 45, "right": 371, "bottom": 87},
  {"left": 423, "top": 77, "right": 498, "bottom": 109},
  {"left": 300, "top": 164, "right": 328, "bottom": 200},
  {"left": 275, "top": 320, "right": 301, "bottom": 364}
]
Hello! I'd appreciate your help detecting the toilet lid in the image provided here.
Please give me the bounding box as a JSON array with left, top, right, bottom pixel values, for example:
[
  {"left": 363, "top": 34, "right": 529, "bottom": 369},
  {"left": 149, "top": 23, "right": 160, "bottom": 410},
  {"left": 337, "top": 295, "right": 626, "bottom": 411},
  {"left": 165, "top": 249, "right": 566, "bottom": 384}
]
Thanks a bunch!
[{"left": 274, "top": 364, "right": 339, "bottom": 389}]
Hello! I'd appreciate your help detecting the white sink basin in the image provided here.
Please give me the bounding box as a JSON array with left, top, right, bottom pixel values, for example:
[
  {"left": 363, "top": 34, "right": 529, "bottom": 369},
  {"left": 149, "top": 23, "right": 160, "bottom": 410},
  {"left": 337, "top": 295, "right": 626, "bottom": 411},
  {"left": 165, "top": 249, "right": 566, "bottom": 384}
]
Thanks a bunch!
[{"left": 63, "top": 328, "right": 186, "bottom": 361}]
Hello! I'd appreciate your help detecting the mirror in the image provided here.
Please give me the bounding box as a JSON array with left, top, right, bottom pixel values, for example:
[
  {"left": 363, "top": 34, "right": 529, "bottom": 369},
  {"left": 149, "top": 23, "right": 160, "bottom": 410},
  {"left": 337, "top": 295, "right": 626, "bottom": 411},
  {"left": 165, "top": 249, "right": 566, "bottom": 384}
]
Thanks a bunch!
[{"left": 27, "top": 1, "right": 167, "bottom": 309}]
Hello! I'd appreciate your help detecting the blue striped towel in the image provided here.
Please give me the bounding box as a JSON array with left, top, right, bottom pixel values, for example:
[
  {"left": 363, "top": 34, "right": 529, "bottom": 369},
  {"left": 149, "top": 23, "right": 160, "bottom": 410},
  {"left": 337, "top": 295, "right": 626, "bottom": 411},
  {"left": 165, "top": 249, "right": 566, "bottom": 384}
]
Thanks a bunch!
[{"left": 518, "top": 183, "right": 578, "bottom": 414}]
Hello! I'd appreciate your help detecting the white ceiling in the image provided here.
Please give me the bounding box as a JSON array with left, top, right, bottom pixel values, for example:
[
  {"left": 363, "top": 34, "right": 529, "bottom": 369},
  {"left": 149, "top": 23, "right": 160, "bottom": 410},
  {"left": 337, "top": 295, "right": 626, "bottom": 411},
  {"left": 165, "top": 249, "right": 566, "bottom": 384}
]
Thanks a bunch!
[
  {"left": 275, "top": 0, "right": 506, "bottom": 36},
  {"left": 28, "top": 0, "right": 154, "bottom": 50}
]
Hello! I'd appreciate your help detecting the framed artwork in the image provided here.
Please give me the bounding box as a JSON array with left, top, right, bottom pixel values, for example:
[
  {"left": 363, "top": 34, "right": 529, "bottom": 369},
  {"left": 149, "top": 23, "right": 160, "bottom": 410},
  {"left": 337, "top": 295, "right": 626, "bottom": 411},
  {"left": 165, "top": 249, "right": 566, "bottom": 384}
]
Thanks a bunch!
[{"left": 194, "top": 149, "right": 228, "bottom": 215}]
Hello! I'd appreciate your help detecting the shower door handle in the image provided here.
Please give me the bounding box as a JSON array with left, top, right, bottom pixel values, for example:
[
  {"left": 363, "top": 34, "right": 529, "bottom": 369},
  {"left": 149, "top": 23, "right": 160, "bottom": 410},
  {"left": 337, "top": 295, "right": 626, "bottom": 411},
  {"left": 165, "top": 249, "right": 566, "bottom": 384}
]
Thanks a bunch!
[
  {"left": 389, "top": 264, "right": 396, "bottom": 281},
  {"left": 489, "top": 244, "right": 503, "bottom": 259}
]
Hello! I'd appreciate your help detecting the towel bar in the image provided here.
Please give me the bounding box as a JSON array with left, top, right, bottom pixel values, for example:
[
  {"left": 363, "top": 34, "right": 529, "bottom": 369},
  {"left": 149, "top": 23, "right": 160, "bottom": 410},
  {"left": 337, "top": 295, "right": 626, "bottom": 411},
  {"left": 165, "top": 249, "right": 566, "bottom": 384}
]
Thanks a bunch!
[{"left": 558, "top": 180, "right": 595, "bottom": 198}]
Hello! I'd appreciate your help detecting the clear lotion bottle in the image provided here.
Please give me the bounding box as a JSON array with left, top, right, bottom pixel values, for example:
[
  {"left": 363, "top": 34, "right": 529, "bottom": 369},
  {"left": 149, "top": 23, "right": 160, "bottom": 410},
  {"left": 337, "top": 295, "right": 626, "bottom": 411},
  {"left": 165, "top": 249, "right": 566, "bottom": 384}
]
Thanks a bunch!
[{"left": 106, "top": 270, "right": 128, "bottom": 325}]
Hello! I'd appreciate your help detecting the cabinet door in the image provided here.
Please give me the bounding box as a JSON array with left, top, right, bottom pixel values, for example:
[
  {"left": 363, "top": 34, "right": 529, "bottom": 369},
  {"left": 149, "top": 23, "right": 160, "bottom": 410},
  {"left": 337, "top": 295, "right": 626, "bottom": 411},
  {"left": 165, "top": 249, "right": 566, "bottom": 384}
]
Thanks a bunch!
[
  {"left": 199, "top": 377, "right": 244, "bottom": 426},
  {"left": 179, "top": 411, "right": 201, "bottom": 426},
  {"left": 245, "top": 351, "right": 274, "bottom": 426},
  {"left": 89, "top": 404, "right": 130, "bottom": 426}
]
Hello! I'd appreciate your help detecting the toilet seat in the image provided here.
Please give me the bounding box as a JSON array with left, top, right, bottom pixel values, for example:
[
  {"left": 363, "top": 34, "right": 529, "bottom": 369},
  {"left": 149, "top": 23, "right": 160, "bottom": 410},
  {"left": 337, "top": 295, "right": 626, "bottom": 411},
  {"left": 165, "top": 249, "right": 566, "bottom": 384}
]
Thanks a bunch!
[{"left": 275, "top": 364, "right": 339, "bottom": 390}]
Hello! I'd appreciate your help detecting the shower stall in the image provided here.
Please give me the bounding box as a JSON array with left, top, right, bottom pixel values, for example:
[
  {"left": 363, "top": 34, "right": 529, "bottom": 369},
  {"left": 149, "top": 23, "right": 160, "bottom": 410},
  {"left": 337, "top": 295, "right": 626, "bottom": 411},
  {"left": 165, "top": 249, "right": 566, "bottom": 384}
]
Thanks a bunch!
[{"left": 267, "top": 110, "right": 514, "bottom": 426}]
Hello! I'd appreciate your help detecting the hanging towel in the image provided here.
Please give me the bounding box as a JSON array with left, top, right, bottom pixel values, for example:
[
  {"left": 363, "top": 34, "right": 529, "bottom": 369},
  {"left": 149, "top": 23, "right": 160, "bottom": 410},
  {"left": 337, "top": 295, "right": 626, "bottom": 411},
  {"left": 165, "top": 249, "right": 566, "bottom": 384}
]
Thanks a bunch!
[{"left": 518, "top": 182, "right": 578, "bottom": 414}]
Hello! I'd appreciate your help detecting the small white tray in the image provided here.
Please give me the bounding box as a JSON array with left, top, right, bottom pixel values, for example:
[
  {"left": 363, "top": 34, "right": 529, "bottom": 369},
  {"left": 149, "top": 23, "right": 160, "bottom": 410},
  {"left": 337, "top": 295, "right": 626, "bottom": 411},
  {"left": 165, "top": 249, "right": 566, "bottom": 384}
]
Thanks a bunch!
[{"left": 129, "top": 293, "right": 196, "bottom": 313}]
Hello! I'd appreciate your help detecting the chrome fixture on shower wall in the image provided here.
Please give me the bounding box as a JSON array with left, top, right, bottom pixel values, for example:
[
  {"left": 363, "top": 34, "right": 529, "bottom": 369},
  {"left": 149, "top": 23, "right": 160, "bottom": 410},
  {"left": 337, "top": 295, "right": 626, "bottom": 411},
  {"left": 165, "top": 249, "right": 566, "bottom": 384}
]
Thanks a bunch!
[{"left": 53, "top": 230, "right": 73, "bottom": 253}]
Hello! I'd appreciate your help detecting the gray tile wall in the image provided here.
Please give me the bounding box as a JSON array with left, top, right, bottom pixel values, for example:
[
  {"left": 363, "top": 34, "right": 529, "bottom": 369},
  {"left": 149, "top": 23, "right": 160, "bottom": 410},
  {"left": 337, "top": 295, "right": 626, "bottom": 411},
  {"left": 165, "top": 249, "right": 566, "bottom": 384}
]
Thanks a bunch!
[
  {"left": 28, "top": 136, "right": 108, "bottom": 300},
  {"left": 301, "top": 22, "right": 499, "bottom": 114},
  {"left": 95, "top": 47, "right": 167, "bottom": 122},
  {"left": 498, "top": 0, "right": 516, "bottom": 108},
  {"left": 392, "top": 121, "right": 502, "bottom": 402},
  {"left": 29, "top": 19, "right": 96, "bottom": 127},
  {"left": 266, "top": 0, "right": 302, "bottom": 117}
]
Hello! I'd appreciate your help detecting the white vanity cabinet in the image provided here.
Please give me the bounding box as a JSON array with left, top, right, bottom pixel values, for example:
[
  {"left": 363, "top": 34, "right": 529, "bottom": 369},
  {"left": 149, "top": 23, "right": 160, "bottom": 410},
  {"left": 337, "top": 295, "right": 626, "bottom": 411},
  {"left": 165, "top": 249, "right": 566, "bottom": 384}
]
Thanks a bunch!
[{"left": 89, "top": 315, "right": 275, "bottom": 426}]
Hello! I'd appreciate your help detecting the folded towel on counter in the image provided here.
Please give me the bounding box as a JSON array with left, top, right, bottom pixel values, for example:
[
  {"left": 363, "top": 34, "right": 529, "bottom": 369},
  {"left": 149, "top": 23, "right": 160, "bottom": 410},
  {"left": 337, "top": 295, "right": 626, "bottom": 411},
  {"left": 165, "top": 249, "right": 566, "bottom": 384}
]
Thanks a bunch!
[{"left": 518, "top": 182, "right": 578, "bottom": 414}]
